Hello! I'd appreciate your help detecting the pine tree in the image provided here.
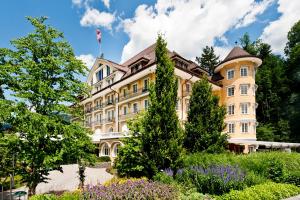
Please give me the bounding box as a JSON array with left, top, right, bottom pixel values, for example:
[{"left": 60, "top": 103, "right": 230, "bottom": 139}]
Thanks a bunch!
[
  {"left": 184, "top": 78, "right": 227, "bottom": 153},
  {"left": 141, "top": 35, "right": 184, "bottom": 176},
  {"left": 196, "top": 46, "right": 219, "bottom": 75}
]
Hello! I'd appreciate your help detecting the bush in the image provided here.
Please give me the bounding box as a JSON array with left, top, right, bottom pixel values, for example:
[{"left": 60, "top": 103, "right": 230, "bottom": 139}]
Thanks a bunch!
[
  {"left": 284, "top": 171, "right": 300, "bottom": 186},
  {"left": 176, "top": 165, "right": 246, "bottom": 195},
  {"left": 153, "top": 172, "right": 176, "bottom": 185},
  {"left": 96, "top": 156, "right": 110, "bottom": 162},
  {"left": 30, "top": 191, "right": 82, "bottom": 200},
  {"left": 83, "top": 179, "right": 178, "bottom": 199},
  {"left": 184, "top": 152, "right": 300, "bottom": 178},
  {"left": 216, "top": 182, "right": 300, "bottom": 200},
  {"left": 103, "top": 177, "right": 147, "bottom": 186}
]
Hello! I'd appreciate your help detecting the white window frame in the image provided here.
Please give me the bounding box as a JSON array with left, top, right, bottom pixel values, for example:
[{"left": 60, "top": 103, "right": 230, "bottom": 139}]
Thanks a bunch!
[
  {"left": 228, "top": 104, "right": 235, "bottom": 115},
  {"left": 228, "top": 123, "right": 235, "bottom": 133},
  {"left": 227, "top": 86, "right": 235, "bottom": 97},
  {"left": 133, "top": 83, "right": 138, "bottom": 93},
  {"left": 143, "top": 78, "right": 149, "bottom": 90},
  {"left": 241, "top": 103, "right": 249, "bottom": 114},
  {"left": 240, "top": 66, "right": 248, "bottom": 77},
  {"left": 241, "top": 122, "right": 249, "bottom": 133},
  {"left": 240, "top": 84, "right": 249, "bottom": 95},
  {"left": 133, "top": 103, "right": 138, "bottom": 113},
  {"left": 123, "top": 106, "right": 127, "bottom": 115},
  {"left": 144, "top": 99, "right": 149, "bottom": 109},
  {"left": 227, "top": 69, "right": 235, "bottom": 80}
]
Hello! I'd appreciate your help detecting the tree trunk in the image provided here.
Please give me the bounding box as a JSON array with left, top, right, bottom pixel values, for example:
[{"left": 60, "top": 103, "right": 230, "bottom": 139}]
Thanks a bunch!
[{"left": 28, "top": 184, "right": 37, "bottom": 197}]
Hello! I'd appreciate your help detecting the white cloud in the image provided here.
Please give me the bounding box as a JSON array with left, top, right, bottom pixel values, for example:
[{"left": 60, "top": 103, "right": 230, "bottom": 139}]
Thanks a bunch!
[
  {"left": 260, "top": 0, "right": 300, "bottom": 54},
  {"left": 72, "top": 0, "right": 83, "bottom": 7},
  {"left": 235, "top": 0, "right": 274, "bottom": 28},
  {"left": 80, "top": 8, "right": 115, "bottom": 29},
  {"left": 120, "top": 0, "right": 273, "bottom": 62},
  {"left": 102, "top": 0, "right": 110, "bottom": 8},
  {"left": 76, "top": 54, "right": 96, "bottom": 68}
]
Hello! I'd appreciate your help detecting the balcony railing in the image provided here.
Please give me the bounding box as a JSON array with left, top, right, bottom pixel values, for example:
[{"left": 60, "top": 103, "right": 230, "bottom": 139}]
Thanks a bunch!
[
  {"left": 91, "top": 132, "right": 129, "bottom": 142},
  {"left": 119, "top": 88, "right": 149, "bottom": 102},
  {"left": 119, "top": 111, "right": 140, "bottom": 121}
]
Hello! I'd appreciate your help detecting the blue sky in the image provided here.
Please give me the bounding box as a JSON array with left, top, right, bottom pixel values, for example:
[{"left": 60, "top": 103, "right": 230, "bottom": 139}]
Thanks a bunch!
[{"left": 1, "top": 0, "right": 299, "bottom": 69}]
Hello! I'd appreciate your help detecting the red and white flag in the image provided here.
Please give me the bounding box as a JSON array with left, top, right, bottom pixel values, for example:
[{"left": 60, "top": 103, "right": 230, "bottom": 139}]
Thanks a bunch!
[{"left": 96, "top": 29, "right": 102, "bottom": 43}]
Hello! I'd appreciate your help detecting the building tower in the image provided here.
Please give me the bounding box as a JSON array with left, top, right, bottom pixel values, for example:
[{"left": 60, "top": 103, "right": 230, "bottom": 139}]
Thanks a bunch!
[{"left": 214, "top": 47, "right": 262, "bottom": 146}]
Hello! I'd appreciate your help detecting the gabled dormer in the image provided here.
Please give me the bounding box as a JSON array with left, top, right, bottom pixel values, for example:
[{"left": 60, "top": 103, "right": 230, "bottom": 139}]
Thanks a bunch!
[
  {"left": 87, "top": 58, "right": 128, "bottom": 94},
  {"left": 129, "top": 56, "right": 150, "bottom": 74}
]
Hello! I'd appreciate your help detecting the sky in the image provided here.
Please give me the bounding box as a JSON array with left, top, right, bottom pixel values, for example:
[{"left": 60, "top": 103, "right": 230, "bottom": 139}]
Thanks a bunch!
[{"left": 0, "top": 0, "right": 300, "bottom": 71}]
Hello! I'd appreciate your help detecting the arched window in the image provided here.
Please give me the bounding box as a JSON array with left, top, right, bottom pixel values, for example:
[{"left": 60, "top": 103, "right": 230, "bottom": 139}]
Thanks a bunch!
[
  {"left": 102, "top": 143, "right": 110, "bottom": 156},
  {"left": 113, "top": 143, "right": 121, "bottom": 157},
  {"left": 109, "top": 127, "right": 113, "bottom": 132}
]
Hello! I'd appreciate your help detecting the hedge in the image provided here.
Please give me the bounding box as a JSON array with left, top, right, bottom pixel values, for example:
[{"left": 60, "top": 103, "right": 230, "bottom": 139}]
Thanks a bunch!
[{"left": 216, "top": 182, "right": 300, "bottom": 200}]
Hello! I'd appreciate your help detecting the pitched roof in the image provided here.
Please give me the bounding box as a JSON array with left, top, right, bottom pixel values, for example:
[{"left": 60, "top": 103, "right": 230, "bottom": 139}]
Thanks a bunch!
[
  {"left": 122, "top": 43, "right": 157, "bottom": 67},
  {"left": 219, "top": 46, "right": 256, "bottom": 65}
]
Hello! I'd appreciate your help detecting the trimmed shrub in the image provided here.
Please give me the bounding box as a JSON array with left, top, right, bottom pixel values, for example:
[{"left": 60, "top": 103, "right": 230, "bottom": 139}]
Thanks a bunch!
[
  {"left": 96, "top": 156, "right": 111, "bottom": 162},
  {"left": 83, "top": 179, "right": 178, "bottom": 199},
  {"left": 216, "top": 182, "right": 300, "bottom": 200}
]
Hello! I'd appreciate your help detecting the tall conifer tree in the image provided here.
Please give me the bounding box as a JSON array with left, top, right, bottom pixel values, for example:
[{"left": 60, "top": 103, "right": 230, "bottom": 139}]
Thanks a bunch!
[
  {"left": 184, "top": 78, "right": 227, "bottom": 153},
  {"left": 141, "top": 35, "right": 184, "bottom": 176}
]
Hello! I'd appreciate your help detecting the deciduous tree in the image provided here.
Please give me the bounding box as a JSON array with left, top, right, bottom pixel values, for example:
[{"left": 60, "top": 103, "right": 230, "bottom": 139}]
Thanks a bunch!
[{"left": 0, "top": 17, "right": 94, "bottom": 196}]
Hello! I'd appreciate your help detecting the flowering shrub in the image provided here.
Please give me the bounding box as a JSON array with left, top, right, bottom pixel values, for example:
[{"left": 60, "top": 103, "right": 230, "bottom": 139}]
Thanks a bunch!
[
  {"left": 175, "top": 165, "right": 247, "bottom": 195},
  {"left": 103, "top": 177, "right": 147, "bottom": 186},
  {"left": 83, "top": 179, "right": 178, "bottom": 200}
]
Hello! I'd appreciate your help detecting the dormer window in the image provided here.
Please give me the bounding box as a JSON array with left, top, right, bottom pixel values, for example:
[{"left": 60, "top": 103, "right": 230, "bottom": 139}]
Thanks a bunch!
[
  {"left": 106, "top": 65, "right": 111, "bottom": 76},
  {"left": 96, "top": 69, "right": 103, "bottom": 81},
  {"left": 131, "top": 64, "right": 140, "bottom": 73}
]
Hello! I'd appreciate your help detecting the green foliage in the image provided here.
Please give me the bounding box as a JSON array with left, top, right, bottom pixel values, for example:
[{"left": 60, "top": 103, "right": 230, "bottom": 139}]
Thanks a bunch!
[
  {"left": 115, "top": 114, "right": 152, "bottom": 178},
  {"left": 285, "top": 20, "right": 300, "bottom": 141},
  {"left": 0, "top": 17, "right": 94, "bottom": 196},
  {"left": 153, "top": 172, "right": 176, "bottom": 185},
  {"left": 195, "top": 46, "right": 220, "bottom": 75},
  {"left": 183, "top": 152, "right": 300, "bottom": 179},
  {"left": 141, "top": 34, "right": 184, "bottom": 175},
  {"left": 97, "top": 156, "right": 111, "bottom": 162},
  {"left": 240, "top": 32, "right": 292, "bottom": 142},
  {"left": 116, "top": 35, "right": 184, "bottom": 178},
  {"left": 283, "top": 171, "right": 300, "bottom": 187},
  {"left": 30, "top": 191, "right": 82, "bottom": 200},
  {"left": 175, "top": 165, "right": 246, "bottom": 195},
  {"left": 184, "top": 78, "right": 227, "bottom": 153},
  {"left": 267, "top": 159, "right": 285, "bottom": 182},
  {"left": 216, "top": 182, "right": 300, "bottom": 200}
]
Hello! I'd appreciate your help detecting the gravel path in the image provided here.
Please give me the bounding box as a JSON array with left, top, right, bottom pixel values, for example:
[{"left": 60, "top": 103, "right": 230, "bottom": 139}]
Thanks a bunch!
[
  {"left": 36, "top": 164, "right": 113, "bottom": 194},
  {"left": 2, "top": 164, "right": 113, "bottom": 200}
]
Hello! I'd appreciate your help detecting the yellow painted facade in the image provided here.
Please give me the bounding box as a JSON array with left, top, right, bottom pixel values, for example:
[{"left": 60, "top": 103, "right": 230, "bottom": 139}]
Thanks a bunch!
[{"left": 81, "top": 46, "right": 262, "bottom": 158}]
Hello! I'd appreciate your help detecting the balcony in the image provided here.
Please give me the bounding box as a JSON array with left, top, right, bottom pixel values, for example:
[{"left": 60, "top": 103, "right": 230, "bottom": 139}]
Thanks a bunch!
[
  {"left": 119, "top": 88, "right": 149, "bottom": 102},
  {"left": 104, "top": 100, "right": 116, "bottom": 107},
  {"left": 119, "top": 111, "right": 139, "bottom": 121},
  {"left": 93, "top": 105, "right": 103, "bottom": 111},
  {"left": 85, "top": 108, "right": 93, "bottom": 114},
  {"left": 91, "top": 132, "right": 129, "bottom": 142}
]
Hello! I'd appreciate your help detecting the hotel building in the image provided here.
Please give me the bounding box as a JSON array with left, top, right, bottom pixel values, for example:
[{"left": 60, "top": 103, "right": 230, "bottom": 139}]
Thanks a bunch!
[{"left": 80, "top": 44, "right": 262, "bottom": 159}]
